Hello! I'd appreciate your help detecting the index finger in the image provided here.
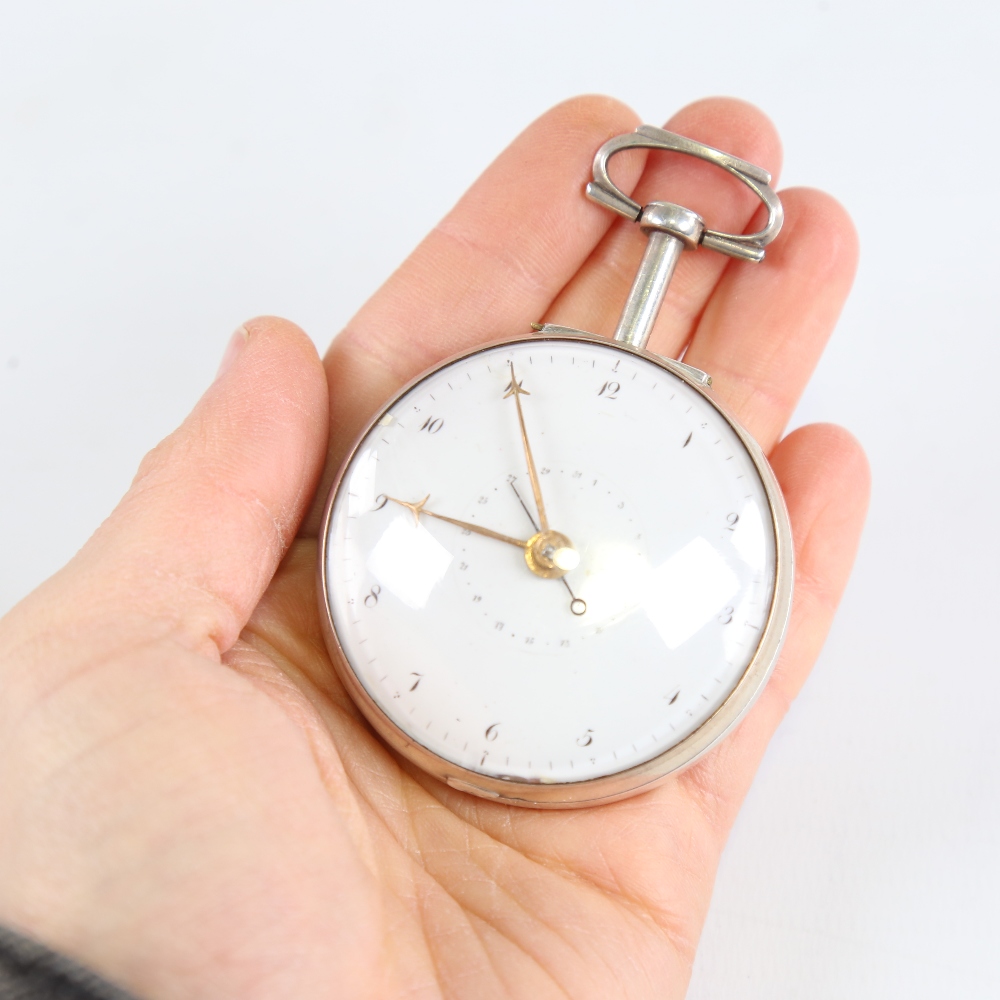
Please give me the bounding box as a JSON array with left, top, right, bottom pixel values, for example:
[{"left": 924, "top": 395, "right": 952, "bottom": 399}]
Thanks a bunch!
[{"left": 307, "top": 96, "right": 644, "bottom": 531}]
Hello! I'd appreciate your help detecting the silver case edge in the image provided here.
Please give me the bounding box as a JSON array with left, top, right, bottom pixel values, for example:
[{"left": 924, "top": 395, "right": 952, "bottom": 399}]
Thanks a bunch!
[{"left": 316, "top": 331, "right": 794, "bottom": 809}]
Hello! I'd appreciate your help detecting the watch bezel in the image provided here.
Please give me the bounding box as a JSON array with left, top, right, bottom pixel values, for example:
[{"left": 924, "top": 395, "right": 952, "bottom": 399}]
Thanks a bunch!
[{"left": 317, "top": 330, "right": 794, "bottom": 808}]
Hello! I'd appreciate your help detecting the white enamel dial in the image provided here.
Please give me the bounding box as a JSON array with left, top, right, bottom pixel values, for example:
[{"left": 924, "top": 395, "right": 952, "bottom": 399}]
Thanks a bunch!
[{"left": 322, "top": 336, "right": 780, "bottom": 789}]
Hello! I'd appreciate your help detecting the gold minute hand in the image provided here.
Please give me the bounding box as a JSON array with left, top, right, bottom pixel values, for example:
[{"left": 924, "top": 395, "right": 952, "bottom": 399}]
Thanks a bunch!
[
  {"left": 504, "top": 363, "right": 549, "bottom": 531},
  {"left": 385, "top": 495, "right": 529, "bottom": 550}
]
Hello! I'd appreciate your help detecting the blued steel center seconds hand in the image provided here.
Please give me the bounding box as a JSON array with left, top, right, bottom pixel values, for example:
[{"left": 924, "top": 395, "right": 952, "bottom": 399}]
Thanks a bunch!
[{"left": 508, "top": 478, "right": 587, "bottom": 616}]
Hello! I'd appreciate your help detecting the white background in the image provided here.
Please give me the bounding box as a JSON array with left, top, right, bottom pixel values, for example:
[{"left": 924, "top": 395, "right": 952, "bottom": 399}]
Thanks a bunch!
[{"left": 1, "top": 1, "right": 997, "bottom": 996}]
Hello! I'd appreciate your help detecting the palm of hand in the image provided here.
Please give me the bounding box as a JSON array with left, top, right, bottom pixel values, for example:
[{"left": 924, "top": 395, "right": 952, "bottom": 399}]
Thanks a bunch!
[{"left": 0, "top": 97, "right": 868, "bottom": 1000}]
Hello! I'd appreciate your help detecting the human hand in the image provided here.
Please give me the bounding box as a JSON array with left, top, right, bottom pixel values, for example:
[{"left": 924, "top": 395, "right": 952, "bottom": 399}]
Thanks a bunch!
[{"left": 0, "top": 96, "right": 869, "bottom": 1000}]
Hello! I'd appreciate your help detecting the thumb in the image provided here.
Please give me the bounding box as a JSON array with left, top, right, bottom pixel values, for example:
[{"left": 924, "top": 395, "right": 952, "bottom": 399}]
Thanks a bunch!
[{"left": 1, "top": 316, "right": 329, "bottom": 688}]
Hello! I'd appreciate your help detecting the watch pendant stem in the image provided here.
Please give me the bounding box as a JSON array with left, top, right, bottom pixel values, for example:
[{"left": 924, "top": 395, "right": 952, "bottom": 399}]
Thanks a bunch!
[
  {"left": 613, "top": 200, "right": 704, "bottom": 352},
  {"left": 589, "top": 124, "right": 785, "bottom": 353},
  {"left": 613, "top": 228, "right": 685, "bottom": 350}
]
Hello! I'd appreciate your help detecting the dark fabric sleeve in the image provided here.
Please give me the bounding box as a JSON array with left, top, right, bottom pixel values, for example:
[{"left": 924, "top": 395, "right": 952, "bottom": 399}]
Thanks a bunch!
[{"left": 0, "top": 926, "right": 140, "bottom": 1000}]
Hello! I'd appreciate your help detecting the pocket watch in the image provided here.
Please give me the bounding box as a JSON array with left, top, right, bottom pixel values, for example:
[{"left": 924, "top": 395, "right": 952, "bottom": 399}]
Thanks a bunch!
[{"left": 318, "top": 125, "right": 792, "bottom": 808}]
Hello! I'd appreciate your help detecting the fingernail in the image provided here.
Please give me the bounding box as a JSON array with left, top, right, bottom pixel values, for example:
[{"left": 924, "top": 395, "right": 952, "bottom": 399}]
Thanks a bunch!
[{"left": 215, "top": 325, "right": 249, "bottom": 380}]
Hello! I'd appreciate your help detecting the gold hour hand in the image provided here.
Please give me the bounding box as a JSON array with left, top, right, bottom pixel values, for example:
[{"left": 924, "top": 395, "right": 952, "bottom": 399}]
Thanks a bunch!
[
  {"left": 385, "top": 495, "right": 529, "bottom": 550},
  {"left": 505, "top": 363, "right": 549, "bottom": 531},
  {"left": 385, "top": 494, "right": 579, "bottom": 579}
]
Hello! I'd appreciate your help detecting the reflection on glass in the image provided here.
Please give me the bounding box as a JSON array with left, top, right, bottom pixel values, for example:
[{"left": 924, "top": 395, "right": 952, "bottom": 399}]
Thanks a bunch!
[
  {"left": 643, "top": 537, "right": 740, "bottom": 650},
  {"left": 576, "top": 544, "right": 648, "bottom": 627},
  {"left": 367, "top": 516, "right": 453, "bottom": 610}
]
